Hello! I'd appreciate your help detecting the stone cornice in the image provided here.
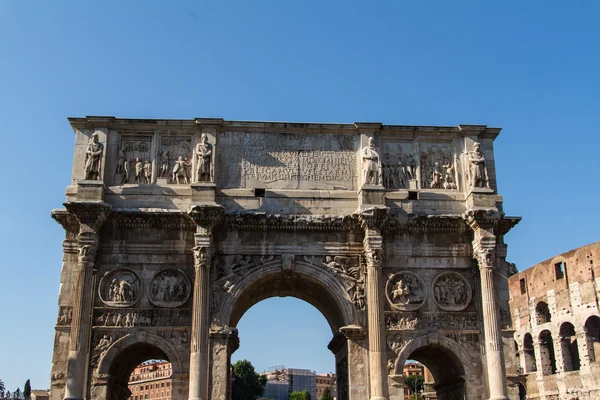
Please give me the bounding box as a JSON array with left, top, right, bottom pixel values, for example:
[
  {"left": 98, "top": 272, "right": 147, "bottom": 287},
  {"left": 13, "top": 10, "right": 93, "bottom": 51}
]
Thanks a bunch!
[
  {"left": 340, "top": 324, "right": 366, "bottom": 340},
  {"left": 63, "top": 201, "right": 112, "bottom": 232},
  {"left": 355, "top": 206, "right": 390, "bottom": 231},
  {"left": 386, "top": 214, "right": 468, "bottom": 234},
  {"left": 225, "top": 213, "right": 361, "bottom": 232},
  {"left": 112, "top": 210, "right": 196, "bottom": 230},
  {"left": 464, "top": 209, "right": 521, "bottom": 236},
  {"left": 52, "top": 209, "right": 80, "bottom": 235},
  {"left": 188, "top": 203, "right": 225, "bottom": 229}
]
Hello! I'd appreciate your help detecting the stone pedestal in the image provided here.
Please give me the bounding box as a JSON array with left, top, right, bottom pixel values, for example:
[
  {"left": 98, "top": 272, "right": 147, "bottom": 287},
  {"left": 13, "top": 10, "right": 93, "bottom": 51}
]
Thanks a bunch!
[
  {"left": 157, "top": 177, "right": 169, "bottom": 185},
  {"left": 76, "top": 180, "right": 105, "bottom": 202},
  {"left": 408, "top": 179, "right": 418, "bottom": 190},
  {"left": 191, "top": 182, "right": 216, "bottom": 203},
  {"left": 358, "top": 184, "right": 386, "bottom": 207}
]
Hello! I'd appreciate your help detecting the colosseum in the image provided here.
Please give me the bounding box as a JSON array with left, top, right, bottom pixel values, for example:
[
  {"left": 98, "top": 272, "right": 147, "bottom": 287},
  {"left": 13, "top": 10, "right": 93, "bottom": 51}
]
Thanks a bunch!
[{"left": 509, "top": 241, "right": 600, "bottom": 399}]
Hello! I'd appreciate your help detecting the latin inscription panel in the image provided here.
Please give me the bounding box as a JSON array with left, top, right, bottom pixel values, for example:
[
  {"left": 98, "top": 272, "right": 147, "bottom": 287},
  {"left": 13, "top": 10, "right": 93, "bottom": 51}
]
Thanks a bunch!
[{"left": 217, "top": 132, "right": 358, "bottom": 190}]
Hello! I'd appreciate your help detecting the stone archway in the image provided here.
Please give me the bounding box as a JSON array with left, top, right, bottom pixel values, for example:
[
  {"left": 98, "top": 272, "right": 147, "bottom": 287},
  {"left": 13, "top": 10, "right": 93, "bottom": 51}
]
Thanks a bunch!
[
  {"left": 391, "top": 334, "right": 476, "bottom": 400},
  {"left": 92, "top": 332, "right": 186, "bottom": 400},
  {"left": 211, "top": 258, "right": 364, "bottom": 400}
]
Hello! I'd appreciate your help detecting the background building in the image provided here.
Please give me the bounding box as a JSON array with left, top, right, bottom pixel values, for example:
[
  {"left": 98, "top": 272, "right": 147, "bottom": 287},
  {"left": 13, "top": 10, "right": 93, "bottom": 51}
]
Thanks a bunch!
[
  {"left": 128, "top": 361, "right": 173, "bottom": 400},
  {"left": 261, "top": 366, "right": 317, "bottom": 400},
  {"left": 316, "top": 373, "right": 337, "bottom": 399},
  {"left": 509, "top": 241, "right": 600, "bottom": 399}
]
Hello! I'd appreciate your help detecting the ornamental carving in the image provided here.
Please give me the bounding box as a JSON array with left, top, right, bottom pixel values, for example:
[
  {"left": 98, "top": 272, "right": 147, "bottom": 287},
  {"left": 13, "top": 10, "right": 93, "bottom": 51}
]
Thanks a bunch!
[
  {"left": 386, "top": 311, "right": 478, "bottom": 330},
  {"left": 94, "top": 308, "right": 191, "bottom": 327},
  {"left": 158, "top": 134, "right": 193, "bottom": 183},
  {"left": 158, "top": 330, "right": 190, "bottom": 346},
  {"left": 57, "top": 306, "right": 73, "bottom": 326},
  {"left": 382, "top": 141, "right": 416, "bottom": 189},
  {"left": 90, "top": 332, "right": 119, "bottom": 370},
  {"left": 420, "top": 142, "right": 457, "bottom": 190},
  {"left": 385, "top": 271, "right": 426, "bottom": 311},
  {"left": 149, "top": 269, "right": 192, "bottom": 308},
  {"left": 116, "top": 134, "right": 152, "bottom": 185},
  {"left": 432, "top": 272, "right": 472, "bottom": 311},
  {"left": 98, "top": 269, "right": 142, "bottom": 308}
]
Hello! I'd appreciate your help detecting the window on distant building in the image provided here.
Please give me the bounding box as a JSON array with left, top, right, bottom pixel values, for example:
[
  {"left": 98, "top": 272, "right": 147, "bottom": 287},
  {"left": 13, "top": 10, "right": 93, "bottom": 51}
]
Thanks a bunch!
[
  {"left": 520, "top": 278, "right": 526, "bottom": 294},
  {"left": 555, "top": 262, "right": 565, "bottom": 279}
]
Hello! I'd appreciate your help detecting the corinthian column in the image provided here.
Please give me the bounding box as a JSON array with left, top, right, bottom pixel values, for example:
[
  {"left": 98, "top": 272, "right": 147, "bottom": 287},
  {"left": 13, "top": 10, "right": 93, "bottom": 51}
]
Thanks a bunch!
[
  {"left": 62, "top": 202, "right": 111, "bottom": 400},
  {"left": 188, "top": 204, "right": 223, "bottom": 400},
  {"left": 468, "top": 212, "right": 509, "bottom": 400},
  {"left": 358, "top": 207, "right": 388, "bottom": 400}
]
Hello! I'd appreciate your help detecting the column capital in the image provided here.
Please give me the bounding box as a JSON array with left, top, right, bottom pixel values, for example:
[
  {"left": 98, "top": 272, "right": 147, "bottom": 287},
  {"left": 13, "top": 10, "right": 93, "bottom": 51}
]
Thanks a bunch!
[
  {"left": 63, "top": 201, "right": 111, "bottom": 233},
  {"left": 340, "top": 324, "right": 366, "bottom": 341},
  {"left": 465, "top": 209, "right": 521, "bottom": 237}
]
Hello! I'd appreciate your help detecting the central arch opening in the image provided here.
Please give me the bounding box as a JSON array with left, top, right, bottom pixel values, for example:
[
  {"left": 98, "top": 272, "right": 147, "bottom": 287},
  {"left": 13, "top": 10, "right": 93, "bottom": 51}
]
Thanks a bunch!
[{"left": 222, "top": 267, "right": 358, "bottom": 400}]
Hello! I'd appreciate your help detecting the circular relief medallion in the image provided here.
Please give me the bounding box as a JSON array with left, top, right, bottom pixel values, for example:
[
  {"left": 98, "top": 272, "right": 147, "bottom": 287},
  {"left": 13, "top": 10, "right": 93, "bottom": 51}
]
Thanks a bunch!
[
  {"left": 385, "top": 271, "right": 427, "bottom": 311},
  {"left": 148, "top": 269, "right": 191, "bottom": 308},
  {"left": 99, "top": 268, "right": 142, "bottom": 308},
  {"left": 432, "top": 271, "right": 472, "bottom": 311}
]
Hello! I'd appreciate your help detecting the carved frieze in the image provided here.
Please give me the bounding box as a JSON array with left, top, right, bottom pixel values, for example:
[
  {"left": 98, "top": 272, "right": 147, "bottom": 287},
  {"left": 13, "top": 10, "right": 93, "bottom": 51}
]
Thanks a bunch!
[
  {"left": 56, "top": 306, "right": 73, "bottom": 326},
  {"left": 94, "top": 308, "right": 191, "bottom": 327},
  {"left": 117, "top": 134, "right": 153, "bottom": 184},
  {"left": 158, "top": 134, "right": 193, "bottom": 183},
  {"left": 385, "top": 271, "right": 426, "bottom": 311},
  {"left": 386, "top": 311, "right": 479, "bottom": 331},
  {"left": 420, "top": 142, "right": 457, "bottom": 190},
  {"left": 432, "top": 271, "right": 472, "bottom": 311},
  {"left": 90, "top": 332, "right": 117, "bottom": 370},
  {"left": 149, "top": 268, "right": 192, "bottom": 308},
  {"left": 217, "top": 132, "right": 357, "bottom": 190},
  {"left": 381, "top": 141, "right": 416, "bottom": 189},
  {"left": 98, "top": 269, "right": 142, "bottom": 308}
]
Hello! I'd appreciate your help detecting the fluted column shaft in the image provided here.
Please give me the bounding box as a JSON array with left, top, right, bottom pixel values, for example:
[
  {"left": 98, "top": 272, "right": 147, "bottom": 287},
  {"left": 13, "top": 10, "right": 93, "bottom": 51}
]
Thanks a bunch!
[
  {"left": 474, "top": 239, "right": 509, "bottom": 400},
  {"left": 189, "top": 233, "right": 212, "bottom": 400},
  {"left": 187, "top": 204, "right": 223, "bottom": 400},
  {"left": 364, "top": 233, "right": 387, "bottom": 400}
]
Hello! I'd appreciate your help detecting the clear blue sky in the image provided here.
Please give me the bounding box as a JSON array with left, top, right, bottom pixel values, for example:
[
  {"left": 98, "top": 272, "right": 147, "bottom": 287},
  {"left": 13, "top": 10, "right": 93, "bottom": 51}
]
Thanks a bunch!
[{"left": 1, "top": 0, "right": 599, "bottom": 391}]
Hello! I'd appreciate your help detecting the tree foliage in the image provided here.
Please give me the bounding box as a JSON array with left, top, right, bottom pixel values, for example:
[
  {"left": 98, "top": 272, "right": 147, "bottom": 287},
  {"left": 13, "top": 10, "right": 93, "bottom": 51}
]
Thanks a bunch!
[
  {"left": 404, "top": 375, "right": 424, "bottom": 395},
  {"left": 232, "top": 360, "right": 266, "bottom": 400},
  {"left": 0, "top": 380, "right": 5, "bottom": 396},
  {"left": 289, "top": 391, "right": 311, "bottom": 400},
  {"left": 23, "top": 380, "right": 31, "bottom": 400},
  {"left": 319, "top": 387, "right": 332, "bottom": 400}
]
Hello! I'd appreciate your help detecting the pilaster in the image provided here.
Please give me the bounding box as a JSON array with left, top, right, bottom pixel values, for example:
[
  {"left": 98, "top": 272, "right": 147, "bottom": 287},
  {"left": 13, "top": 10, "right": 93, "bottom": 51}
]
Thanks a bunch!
[
  {"left": 187, "top": 203, "right": 224, "bottom": 400},
  {"left": 357, "top": 206, "right": 389, "bottom": 400},
  {"left": 209, "top": 326, "right": 239, "bottom": 400},
  {"left": 61, "top": 201, "right": 111, "bottom": 400}
]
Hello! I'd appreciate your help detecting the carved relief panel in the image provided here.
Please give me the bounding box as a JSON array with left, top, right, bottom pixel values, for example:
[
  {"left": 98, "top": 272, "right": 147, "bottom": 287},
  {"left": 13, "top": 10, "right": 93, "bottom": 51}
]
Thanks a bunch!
[
  {"left": 158, "top": 134, "right": 193, "bottom": 184},
  {"left": 385, "top": 271, "right": 426, "bottom": 311},
  {"left": 419, "top": 142, "right": 458, "bottom": 190},
  {"left": 115, "top": 134, "right": 153, "bottom": 185},
  {"left": 148, "top": 268, "right": 192, "bottom": 308},
  {"left": 98, "top": 268, "right": 142, "bottom": 307},
  {"left": 431, "top": 271, "right": 472, "bottom": 311},
  {"left": 381, "top": 141, "right": 416, "bottom": 189},
  {"left": 217, "top": 132, "right": 358, "bottom": 190}
]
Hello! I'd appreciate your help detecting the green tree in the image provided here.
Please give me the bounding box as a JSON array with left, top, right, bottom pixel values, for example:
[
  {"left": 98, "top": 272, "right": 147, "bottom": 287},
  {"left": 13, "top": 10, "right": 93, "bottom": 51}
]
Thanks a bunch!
[
  {"left": 232, "top": 360, "right": 266, "bottom": 400},
  {"left": 13, "top": 388, "right": 22, "bottom": 399},
  {"left": 404, "top": 375, "right": 424, "bottom": 398},
  {"left": 319, "top": 387, "right": 332, "bottom": 400},
  {"left": 289, "top": 391, "right": 311, "bottom": 400},
  {"left": 23, "top": 380, "right": 31, "bottom": 400},
  {"left": 0, "top": 379, "right": 5, "bottom": 397}
]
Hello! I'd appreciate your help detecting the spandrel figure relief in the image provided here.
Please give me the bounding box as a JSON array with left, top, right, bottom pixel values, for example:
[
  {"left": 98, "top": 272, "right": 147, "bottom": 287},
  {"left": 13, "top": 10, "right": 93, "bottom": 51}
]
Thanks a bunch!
[
  {"left": 420, "top": 143, "right": 457, "bottom": 190},
  {"left": 362, "top": 137, "right": 382, "bottom": 185},
  {"left": 158, "top": 134, "right": 192, "bottom": 184},
  {"left": 385, "top": 271, "right": 426, "bottom": 311},
  {"left": 172, "top": 156, "right": 191, "bottom": 184},
  {"left": 84, "top": 132, "right": 104, "bottom": 180},
  {"left": 467, "top": 142, "right": 490, "bottom": 189},
  {"left": 149, "top": 269, "right": 191, "bottom": 308},
  {"left": 432, "top": 272, "right": 472, "bottom": 311},
  {"left": 98, "top": 269, "right": 142, "bottom": 307},
  {"left": 194, "top": 133, "right": 213, "bottom": 182}
]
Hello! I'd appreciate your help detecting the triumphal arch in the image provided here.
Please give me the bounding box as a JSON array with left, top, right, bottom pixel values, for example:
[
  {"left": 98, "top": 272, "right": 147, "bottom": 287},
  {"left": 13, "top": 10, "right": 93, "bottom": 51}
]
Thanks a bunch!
[{"left": 50, "top": 117, "right": 520, "bottom": 400}]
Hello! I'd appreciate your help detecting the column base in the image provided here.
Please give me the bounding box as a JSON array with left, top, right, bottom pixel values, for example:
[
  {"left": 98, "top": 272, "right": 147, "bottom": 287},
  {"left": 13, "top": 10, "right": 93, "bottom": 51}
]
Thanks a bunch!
[{"left": 370, "top": 396, "right": 387, "bottom": 400}]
